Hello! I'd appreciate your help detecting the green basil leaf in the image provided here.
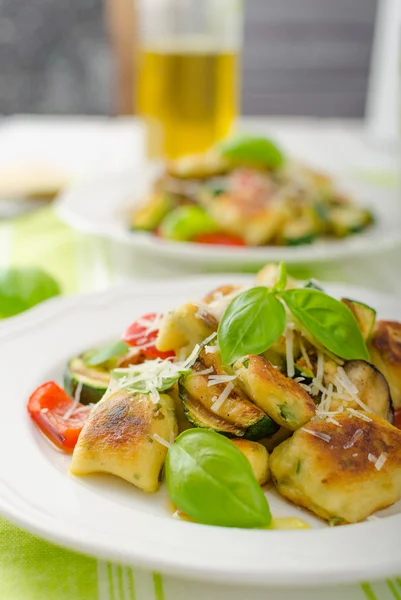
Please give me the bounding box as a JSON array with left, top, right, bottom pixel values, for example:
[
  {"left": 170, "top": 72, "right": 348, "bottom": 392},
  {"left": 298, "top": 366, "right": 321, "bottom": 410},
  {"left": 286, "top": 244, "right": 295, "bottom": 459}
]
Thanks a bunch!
[
  {"left": 0, "top": 268, "right": 61, "bottom": 318},
  {"left": 166, "top": 429, "right": 271, "bottom": 528},
  {"left": 84, "top": 340, "right": 129, "bottom": 367},
  {"left": 218, "top": 287, "right": 286, "bottom": 365},
  {"left": 219, "top": 135, "right": 284, "bottom": 169},
  {"left": 160, "top": 206, "right": 218, "bottom": 241},
  {"left": 280, "top": 289, "right": 369, "bottom": 360},
  {"left": 272, "top": 262, "right": 287, "bottom": 292}
]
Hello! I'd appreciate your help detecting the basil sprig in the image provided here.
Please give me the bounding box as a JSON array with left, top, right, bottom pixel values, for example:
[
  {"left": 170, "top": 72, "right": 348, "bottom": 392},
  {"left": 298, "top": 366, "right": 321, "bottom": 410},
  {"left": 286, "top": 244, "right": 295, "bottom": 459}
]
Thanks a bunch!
[
  {"left": 166, "top": 429, "right": 271, "bottom": 528},
  {"left": 280, "top": 289, "right": 369, "bottom": 360},
  {"left": 218, "top": 286, "right": 286, "bottom": 365},
  {"left": 219, "top": 135, "right": 284, "bottom": 170},
  {"left": 218, "top": 266, "right": 369, "bottom": 364}
]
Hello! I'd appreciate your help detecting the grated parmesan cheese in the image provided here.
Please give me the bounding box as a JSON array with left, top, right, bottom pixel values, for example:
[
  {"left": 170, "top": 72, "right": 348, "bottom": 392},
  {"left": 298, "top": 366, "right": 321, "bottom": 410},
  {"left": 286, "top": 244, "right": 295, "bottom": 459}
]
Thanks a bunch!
[
  {"left": 207, "top": 374, "right": 236, "bottom": 387},
  {"left": 211, "top": 382, "right": 234, "bottom": 412},
  {"left": 285, "top": 324, "right": 295, "bottom": 378},
  {"left": 152, "top": 433, "right": 171, "bottom": 448},
  {"left": 368, "top": 453, "right": 377, "bottom": 463},
  {"left": 195, "top": 367, "right": 214, "bottom": 376},
  {"left": 311, "top": 351, "right": 324, "bottom": 396},
  {"left": 347, "top": 408, "right": 372, "bottom": 422},
  {"left": 302, "top": 428, "right": 331, "bottom": 443},
  {"left": 374, "top": 452, "right": 388, "bottom": 471},
  {"left": 62, "top": 381, "right": 83, "bottom": 420},
  {"left": 299, "top": 337, "right": 313, "bottom": 372},
  {"left": 204, "top": 345, "right": 218, "bottom": 354},
  {"left": 343, "top": 428, "right": 363, "bottom": 449}
]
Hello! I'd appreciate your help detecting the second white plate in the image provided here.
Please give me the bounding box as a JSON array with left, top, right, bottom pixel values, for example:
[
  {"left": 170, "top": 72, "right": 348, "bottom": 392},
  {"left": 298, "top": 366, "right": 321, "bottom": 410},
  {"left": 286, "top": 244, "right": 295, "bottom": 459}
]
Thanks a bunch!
[{"left": 56, "top": 165, "right": 401, "bottom": 267}]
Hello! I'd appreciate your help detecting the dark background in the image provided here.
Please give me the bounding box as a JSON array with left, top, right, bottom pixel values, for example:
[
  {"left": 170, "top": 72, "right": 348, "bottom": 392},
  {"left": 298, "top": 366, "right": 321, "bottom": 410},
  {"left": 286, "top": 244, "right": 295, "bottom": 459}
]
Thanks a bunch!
[{"left": 0, "top": 0, "right": 377, "bottom": 116}]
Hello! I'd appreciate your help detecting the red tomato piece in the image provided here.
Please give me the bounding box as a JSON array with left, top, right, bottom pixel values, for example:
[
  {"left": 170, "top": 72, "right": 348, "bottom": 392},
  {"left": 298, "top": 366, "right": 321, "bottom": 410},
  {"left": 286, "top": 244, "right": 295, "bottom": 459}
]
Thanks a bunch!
[
  {"left": 27, "top": 381, "right": 91, "bottom": 453},
  {"left": 394, "top": 408, "right": 401, "bottom": 430},
  {"left": 122, "top": 313, "right": 175, "bottom": 360},
  {"left": 193, "top": 232, "right": 246, "bottom": 246}
]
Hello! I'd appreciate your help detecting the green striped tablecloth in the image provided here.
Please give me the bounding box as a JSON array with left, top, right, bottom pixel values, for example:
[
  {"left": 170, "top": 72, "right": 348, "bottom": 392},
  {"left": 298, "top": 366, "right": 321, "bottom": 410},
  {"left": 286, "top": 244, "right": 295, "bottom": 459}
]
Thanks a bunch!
[{"left": 1, "top": 207, "right": 401, "bottom": 600}]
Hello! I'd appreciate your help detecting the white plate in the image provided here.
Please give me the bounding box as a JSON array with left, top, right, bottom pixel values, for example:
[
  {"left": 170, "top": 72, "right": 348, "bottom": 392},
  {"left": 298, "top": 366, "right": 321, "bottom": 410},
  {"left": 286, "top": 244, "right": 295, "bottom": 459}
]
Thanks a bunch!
[
  {"left": 56, "top": 165, "right": 401, "bottom": 267},
  {"left": 0, "top": 276, "right": 400, "bottom": 586}
]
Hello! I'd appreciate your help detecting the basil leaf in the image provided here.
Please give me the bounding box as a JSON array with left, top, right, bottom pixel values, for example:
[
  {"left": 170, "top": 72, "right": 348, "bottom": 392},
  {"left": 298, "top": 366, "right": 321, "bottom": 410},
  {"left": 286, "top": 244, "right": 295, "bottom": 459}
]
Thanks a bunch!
[
  {"left": 166, "top": 429, "right": 271, "bottom": 528},
  {"left": 160, "top": 206, "right": 218, "bottom": 241},
  {"left": 84, "top": 340, "right": 129, "bottom": 367},
  {"left": 218, "top": 287, "right": 286, "bottom": 365},
  {"left": 0, "top": 268, "right": 60, "bottom": 318},
  {"left": 280, "top": 289, "right": 369, "bottom": 360},
  {"left": 219, "top": 135, "right": 284, "bottom": 169},
  {"left": 272, "top": 262, "right": 287, "bottom": 292}
]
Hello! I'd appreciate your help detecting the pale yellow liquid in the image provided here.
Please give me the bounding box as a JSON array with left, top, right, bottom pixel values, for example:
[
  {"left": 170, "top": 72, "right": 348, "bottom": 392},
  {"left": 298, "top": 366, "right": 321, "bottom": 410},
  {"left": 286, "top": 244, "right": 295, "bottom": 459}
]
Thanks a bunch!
[{"left": 136, "top": 47, "right": 238, "bottom": 159}]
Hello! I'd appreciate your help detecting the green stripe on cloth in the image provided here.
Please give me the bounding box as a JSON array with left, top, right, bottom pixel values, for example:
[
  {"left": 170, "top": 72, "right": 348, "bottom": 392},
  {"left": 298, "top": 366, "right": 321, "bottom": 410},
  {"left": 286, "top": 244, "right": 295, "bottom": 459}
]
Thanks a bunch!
[{"left": 0, "top": 518, "right": 98, "bottom": 600}]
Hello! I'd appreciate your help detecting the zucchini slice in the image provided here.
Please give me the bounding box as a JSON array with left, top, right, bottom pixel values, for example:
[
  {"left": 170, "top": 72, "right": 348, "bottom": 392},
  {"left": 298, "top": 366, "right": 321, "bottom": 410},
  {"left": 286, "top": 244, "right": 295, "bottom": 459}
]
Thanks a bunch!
[
  {"left": 344, "top": 360, "right": 394, "bottom": 423},
  {"left": 64, "top": 356, "right": 110, "bottom": 405},
  {"left": 341, "top": 298, "right": 376, "bottom": 341},
  {"left": 282, "top": 219, "right": 317, "bottom": 246},
  {"left": 179, "top": 369, "right": 278, "bottom": 440},
  {"left": 328, "top": 206, "right": 373, "bottom": 237},
  {"left": 233, "top": 355, "right": 316, "bottom": 430},
  {"left": 131, "top": 192, "right": 176, "bottom": 232}
]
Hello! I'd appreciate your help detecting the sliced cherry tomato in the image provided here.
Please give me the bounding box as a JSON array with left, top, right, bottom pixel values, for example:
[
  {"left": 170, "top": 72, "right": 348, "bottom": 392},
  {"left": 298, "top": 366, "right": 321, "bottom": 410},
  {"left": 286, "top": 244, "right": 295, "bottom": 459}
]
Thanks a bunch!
[
  {"left": 27, "top": 381, "right": 91, "bottom": 453},
  {"left": 394, "top": 408, "right": 401, "bottom": 430},
  {"left": 122, "top": 313, "right": 175, "bottom": 360},
  {"left": 193, "top": 232, "right": 246, "bottom": 246}
]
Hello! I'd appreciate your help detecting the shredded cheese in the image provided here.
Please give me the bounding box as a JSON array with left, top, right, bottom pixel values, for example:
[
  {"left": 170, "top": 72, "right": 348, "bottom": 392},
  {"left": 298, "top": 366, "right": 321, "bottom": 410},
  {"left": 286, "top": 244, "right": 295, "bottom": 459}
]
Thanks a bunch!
[
  {"left": 302, "top": 428, "right": 331, "bottom": 443},
  {"left": 211, "top": 382, "right": 234, "bottom": 412},
  {"left": 285, "top": 324, "right": 295, "bottom": 378},
  {"left": 152, "top": 433, "right": 171, "bottom": 448},
  {"left": 299, "top": 337, "right": 313, "bottom": 371},
  {"left": 195, "top": 367, "right": 214, "bottom": 376},
  {"left": 343, "top": 428, "right": 363, "bottom": 449},
  {"left": 347, "top": 408, "right": 372, "bottom": 422},
  {"left": 204, "top": 345, "right": 218, "bottom": 354},
  {"left": 374, "top": 452, "right": 388, "bottom": 471},
  {"left": 207, "top": 374, "right": 236, "bottom": 387},
  {"left": 368, "top": 453, "right": 377, "bottom": 463},
  {"left": 62, "top": 381, "right": 83, "bottom": 420},
  {"left": 311, "top": 351, "right": 324, "bottom": 396}
]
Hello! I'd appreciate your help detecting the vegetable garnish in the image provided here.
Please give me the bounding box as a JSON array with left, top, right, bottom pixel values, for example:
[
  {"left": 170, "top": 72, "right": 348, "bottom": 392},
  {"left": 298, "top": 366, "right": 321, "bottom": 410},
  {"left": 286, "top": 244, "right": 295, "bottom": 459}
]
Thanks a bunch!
[
  {"left": 166, "top": 429, "right": 272, "bottom": 528},
  {"left": 192, "top": 232, "right": 246, "bottom": 246},
  {"left": 280, "top": 289, "right": 369, "bottom": 361},
  {"left": 27, "top": 381, "right": 91, "bottom": 453},
  {"left": 83, "top": 340, "right": 129, "bottom": 367},
  {"left": 0, "top": 268, "right": 60, "bottom": 318},
  {"left": 218, "top": 287, "right": 286, "bottom": 365},
  {"left": 159, "top": 206, "right": 218, "bottom": 241},
  {"left": 122, "top": 313, "right": 175, "bottom": 360},
  {"left": 219, "top": 135, "right": 284, "bottom": 170}
]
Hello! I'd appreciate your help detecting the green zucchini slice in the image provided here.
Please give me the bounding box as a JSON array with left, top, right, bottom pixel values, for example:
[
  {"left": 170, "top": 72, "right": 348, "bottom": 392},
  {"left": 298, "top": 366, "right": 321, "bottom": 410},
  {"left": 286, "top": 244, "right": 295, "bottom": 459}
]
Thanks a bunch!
[
  {"left": 179, "top": 373, "right": 278, "bottom": 441},
  {"left": 341, "top": 298, "right": 376, "bottom": 341},
  {"left": 328, "top": 206, "right": 373, "bottom": 237},
  {"left": 282, "top": 219, "right": 317, "bottom": 246},
  {"left": 64, "top": 356, "right": 111, "bottom": 405}
]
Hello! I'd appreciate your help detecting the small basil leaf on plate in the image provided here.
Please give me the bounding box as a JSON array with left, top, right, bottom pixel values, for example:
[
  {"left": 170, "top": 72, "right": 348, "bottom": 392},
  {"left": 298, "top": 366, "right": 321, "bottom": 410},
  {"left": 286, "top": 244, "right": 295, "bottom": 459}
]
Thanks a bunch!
[
  {"left": 219, "top": 135, "right": 284, "bottom": 170},
  {"left": 0, "top": 267, "right": 60, "bottom": 318},
  {"left": 272, "top": 262, "right": 287, "bottom": 292},
  {"left": 218, "top": 287, "right": 286, "bottom": 365},
  {"left": 166, "top": 429, "right": 271, "bottom": 528},
  {"left": 280, "top": 289, "right": 369, "bottom": 360},
  {"left": 159, "top": 206, "right": 218, "bottom": 241},
  {"left": 84, "top": 340, "right": 129, "bottom": 367}
]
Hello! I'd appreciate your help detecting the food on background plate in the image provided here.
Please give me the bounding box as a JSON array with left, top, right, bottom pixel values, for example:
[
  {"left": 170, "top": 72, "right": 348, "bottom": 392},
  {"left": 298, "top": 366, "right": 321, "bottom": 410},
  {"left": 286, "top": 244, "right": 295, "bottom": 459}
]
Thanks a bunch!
[
  {"left": 130, "top": 135, "right": 374, "bottom": 247},
  {"left": 27, "top": 263, "right": 401, "bottom": 529}
]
